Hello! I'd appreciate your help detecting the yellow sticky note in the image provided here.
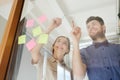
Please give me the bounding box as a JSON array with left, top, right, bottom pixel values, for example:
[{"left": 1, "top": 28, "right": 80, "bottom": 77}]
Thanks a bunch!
[
  {"left": 18, "top": 35, "right": 26, "bottom": 44},
  {"left": 38, "top": 34, "right": 48, "bottom": 44},
  {"left": 32, "top": 26, "right": 42, "bottom": 37}
]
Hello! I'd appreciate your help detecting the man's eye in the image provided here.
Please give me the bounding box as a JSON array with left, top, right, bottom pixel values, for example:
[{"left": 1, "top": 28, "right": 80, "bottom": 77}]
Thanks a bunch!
[
  {"left": 92, "top": 22, "right": 96, "bottom": 26},
  {"left": 87, "top": 26, "right": 90, "bottom": 29}
]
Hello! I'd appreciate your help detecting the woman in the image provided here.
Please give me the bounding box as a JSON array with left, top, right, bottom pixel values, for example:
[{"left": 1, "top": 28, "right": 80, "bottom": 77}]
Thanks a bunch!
[{"left": 30, "top": 18, "right": 72, "bottom": 80}]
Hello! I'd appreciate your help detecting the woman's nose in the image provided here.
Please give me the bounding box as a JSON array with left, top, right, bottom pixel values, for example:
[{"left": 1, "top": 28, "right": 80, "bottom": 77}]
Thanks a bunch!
[{"left": 58, "top": 42, "right": 63, "bottom": 47}]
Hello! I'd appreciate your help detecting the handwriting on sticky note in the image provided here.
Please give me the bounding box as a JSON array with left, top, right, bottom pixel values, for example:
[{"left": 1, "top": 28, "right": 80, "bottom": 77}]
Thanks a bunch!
[
  {"left": 26, "top": 19, "right": 34, "bottom": 27},
  {"left": 26, "top": 39, "right": 36, "bottom": 51},
  {"left": 38, "top": 34, "right": 48, "bottom": 44},
  {"left": 38, "top": 15, "right": 47, "bottom": 23},
  {"left": 32, "top": 26, "right": 42, "bottom": 37},
  {"left": 18, "top": 35, "right": 26, "bottom": 44}
]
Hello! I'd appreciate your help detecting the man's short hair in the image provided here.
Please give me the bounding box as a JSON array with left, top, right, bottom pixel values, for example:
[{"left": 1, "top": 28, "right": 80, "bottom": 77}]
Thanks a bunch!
[{"left": 86, "top": 16, "right": 104, "bottom": 25}]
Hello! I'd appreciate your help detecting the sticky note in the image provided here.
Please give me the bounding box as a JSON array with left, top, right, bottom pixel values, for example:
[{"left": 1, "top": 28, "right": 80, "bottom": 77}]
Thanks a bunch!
[
  {"left": 26, "top": 39, "right": 36, "bottom": 51},
  {"left": 18, "top": 35, "right": 26, "bottom": 44},
  {"left": 26, "top": 19, "right": 34, "bottom": 27},
  {"left": 32, "top": 26, "right": 42, "bottom": 37},
  {"left": 38, "top": 34, "right": 48, "bottom": 44},
  {"left": 38, "top": 15, "right": 47, "bottom": 23}
]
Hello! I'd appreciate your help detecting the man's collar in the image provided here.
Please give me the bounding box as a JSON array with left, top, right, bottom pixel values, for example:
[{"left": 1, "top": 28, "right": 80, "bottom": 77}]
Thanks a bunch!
[{"left": 93, "top": 40, "right": 109, "bottom": 48}]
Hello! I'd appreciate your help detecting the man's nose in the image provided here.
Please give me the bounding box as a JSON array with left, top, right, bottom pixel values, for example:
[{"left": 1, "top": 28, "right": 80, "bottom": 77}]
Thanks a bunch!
[{"left": 89, "top": 26, "right": 95, "bottom": 31}]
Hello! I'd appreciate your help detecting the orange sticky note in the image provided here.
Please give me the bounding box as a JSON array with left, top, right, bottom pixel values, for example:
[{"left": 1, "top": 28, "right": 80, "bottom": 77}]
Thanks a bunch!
[
  {"left": 38, "top": 15, "right": 47, "bottom": 23},
  {"left": 38, "top": 34, "right": 48, "bottom": 44},
  {"left": 18, "top": 35, "right": 26, "bottom": 44},
  {"left": 26, "top": 39, "right": 36, "bottom": 51}
]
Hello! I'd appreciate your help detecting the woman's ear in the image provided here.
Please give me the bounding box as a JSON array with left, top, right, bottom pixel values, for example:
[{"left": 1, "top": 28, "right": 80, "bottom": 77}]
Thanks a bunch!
[{"left": 66, "top": 48, "right": 70, "bottom": 54}]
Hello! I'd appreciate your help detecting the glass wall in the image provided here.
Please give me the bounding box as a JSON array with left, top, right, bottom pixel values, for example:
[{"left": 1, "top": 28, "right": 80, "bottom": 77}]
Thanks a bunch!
[{"left": 11, "top": 0, "right": 119, "bottom": 80}]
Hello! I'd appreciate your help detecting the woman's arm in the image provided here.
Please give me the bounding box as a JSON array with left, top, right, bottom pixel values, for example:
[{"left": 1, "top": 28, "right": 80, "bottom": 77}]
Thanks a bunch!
[{"left": 30, "top": 18, "right": 62, "bottom": 64}]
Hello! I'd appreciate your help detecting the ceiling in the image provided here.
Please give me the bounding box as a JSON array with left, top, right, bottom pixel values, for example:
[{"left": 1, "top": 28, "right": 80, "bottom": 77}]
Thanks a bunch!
[{"left": 0, "top": 0, "right": 119, "bottom": 48}]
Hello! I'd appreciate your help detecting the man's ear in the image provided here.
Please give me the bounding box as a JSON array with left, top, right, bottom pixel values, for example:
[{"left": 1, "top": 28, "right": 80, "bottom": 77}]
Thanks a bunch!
[
  {"left": 103, "top": 25, "right": 106, "bottom": 33},
  {"left": 118, "top": 19, "right": 120, "bottom": 27}
]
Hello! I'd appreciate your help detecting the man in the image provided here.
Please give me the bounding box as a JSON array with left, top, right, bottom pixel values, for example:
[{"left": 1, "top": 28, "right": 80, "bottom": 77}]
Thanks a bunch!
[{"left": 72, "top": 16, "right": 120, "bottom": 80}]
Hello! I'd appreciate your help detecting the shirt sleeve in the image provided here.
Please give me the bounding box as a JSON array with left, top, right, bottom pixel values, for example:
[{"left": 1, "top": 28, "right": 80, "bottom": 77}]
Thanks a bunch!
[{"left": 80, "top": 48, "right": 87, "bottom": 65}]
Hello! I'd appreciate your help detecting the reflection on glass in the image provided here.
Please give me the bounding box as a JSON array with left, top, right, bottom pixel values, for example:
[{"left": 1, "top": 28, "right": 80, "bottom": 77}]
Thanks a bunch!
[{"left": 14, "top": 0, "right": 119, "bottom": 80}]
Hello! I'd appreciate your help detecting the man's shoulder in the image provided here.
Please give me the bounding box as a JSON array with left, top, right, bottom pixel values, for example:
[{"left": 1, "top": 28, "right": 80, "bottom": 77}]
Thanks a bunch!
[
  {"left": 80, "top": 44, "right": 93, "bottom": 50},
  {"left": 108, "top": 42, "right": 120, "bottom": 48},
  {"left": 80, "top": 44, "right": 93, "bottom": 55}
]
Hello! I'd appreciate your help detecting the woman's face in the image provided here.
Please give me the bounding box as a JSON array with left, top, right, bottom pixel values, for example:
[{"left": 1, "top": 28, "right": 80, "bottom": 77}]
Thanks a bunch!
[{"left": 53, "top": 36, "right": 69, "bottom": 61}]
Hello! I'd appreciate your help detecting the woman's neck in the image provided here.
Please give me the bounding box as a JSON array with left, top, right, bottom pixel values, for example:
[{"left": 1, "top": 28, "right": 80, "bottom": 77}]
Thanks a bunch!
[{"left": 53, "top": 52, "right": 64, "bottom": 63}]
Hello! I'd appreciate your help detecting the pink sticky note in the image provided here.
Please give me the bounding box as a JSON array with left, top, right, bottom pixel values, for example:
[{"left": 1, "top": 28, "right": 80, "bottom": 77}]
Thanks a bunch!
[
  {"left": 38, "top": 15, "right": 47, "bottom": 23},
  {"left": 26, "top": 39, "right": 36, "bottom": 51},
  {"left": 26, "top": 19, "right": 34, "bottom": 27}
]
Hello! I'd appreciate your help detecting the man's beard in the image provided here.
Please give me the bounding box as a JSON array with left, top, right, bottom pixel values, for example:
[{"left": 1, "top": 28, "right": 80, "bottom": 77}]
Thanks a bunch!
[{"left": 90, "top": 31, "right": 105, "bottom": 41}]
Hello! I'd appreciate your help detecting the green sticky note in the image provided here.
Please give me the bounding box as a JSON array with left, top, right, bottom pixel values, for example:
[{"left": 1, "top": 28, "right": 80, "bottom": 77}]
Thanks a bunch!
[
  {"left": 38, "top": 34, "right": 48, "bottom": 44},
  {"left": 32, "top": 26, "right": 42, "bottom": 37},
  {"left": 18, "top": 35, "right": 26, "bottom": 44}
]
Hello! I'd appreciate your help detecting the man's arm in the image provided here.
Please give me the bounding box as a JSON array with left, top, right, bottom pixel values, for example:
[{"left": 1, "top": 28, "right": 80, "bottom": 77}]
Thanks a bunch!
[
  {"left": 72, "top": 41, "right": 86, "bottom": 80},
  {"left": 30, "top": 18, "right": 62, "bottom": 64},
  {"left": 71, "top": 21, "right": 86, "bottom": 80}
]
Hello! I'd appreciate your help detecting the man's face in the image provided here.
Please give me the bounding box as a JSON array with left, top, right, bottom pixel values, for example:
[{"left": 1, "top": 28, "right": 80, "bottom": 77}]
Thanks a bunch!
[{"left": 86, "top": 20, "right": 105, "bottom": 40}]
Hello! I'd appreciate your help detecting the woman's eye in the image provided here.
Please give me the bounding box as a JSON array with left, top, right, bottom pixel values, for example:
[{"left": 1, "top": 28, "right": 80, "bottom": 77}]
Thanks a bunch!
[
  {"left": 57, "top": 40, "right": 60, "bottom": 42},
  {"left": 63, "top": 42, "right": 67, "bottom": 45}
]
